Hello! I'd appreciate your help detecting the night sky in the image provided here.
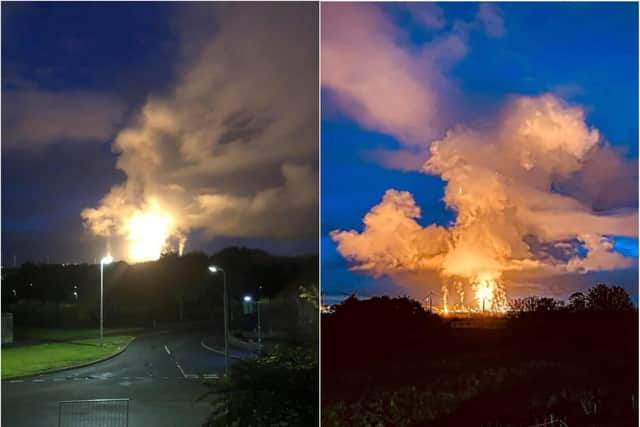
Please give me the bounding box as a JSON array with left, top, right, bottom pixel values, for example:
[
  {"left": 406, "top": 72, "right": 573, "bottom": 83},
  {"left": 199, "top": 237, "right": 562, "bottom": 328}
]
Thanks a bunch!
[
  {"left": 321, "top": 3, "right": 639, "bottom": 301},
  {"left": 2, "top": 2, "right": 319, "bottom": 265},
  {"left": 2, "top": 2, "right": 639, "bottom": 302}
]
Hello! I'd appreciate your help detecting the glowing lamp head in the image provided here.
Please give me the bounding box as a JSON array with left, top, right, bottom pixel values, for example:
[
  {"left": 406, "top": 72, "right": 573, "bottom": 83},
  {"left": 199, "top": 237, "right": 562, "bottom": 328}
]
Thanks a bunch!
[
  {"left": 243, "top": 295, "right": 252, "bottom": 302},
  {"left": 208, "top": 266, "right": 220, "bottom": 273},
  {"left": 101, "top": 255, "right": 113, "bottom": 265}
]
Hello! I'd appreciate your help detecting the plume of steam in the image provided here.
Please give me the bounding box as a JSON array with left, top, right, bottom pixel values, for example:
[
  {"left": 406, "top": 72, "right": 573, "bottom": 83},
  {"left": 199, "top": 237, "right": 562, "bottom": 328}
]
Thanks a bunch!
[
  {"left": 81, "top": 4, "right": 318, "bottom": 261},
  {"left": 331, "top": 94, "right": 638, "bottom": 307}
]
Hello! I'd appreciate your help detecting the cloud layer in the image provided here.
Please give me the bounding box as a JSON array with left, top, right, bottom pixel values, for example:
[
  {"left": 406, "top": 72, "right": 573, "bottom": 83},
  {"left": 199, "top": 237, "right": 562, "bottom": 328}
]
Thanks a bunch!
[
  {"left": 332, "top": 93, "right": 637, "bottom": 304},
  {"left": 325, "top": 2, "right": 637, "bottom": 306},
  {"left": 322, "top": 3, "right": 506, "bottom": 148},
  {"left": 82, "top": 3, "right": 318, "bottom": 259},
  {"left": 2, "top": 89, "right": 125, "bottom": 149}
]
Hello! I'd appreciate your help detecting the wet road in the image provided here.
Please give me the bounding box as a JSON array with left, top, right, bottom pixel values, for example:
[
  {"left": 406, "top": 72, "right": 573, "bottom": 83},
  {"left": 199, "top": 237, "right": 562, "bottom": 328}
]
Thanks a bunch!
[{"left": 2, "top": 326, "right": 229, "bottom": 426}]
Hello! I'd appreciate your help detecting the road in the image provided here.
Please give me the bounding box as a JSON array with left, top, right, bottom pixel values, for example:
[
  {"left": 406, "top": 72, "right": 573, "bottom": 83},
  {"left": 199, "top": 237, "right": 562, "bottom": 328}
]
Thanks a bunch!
[{"left": 2, "top": 325, "right": 231, "bottom": 427}]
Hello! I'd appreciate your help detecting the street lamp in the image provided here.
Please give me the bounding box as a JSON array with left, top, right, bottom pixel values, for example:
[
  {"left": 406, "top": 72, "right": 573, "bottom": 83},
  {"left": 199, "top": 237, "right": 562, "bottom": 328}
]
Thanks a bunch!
[
  {"left": 209, "top": 265, "right": 229, "bottom": 378},
  {"left": 100, "top": 255, "right": 113, "bottom": 346},
  {"left": 243, "top": 293, "right": 262, "bottom": 355}
]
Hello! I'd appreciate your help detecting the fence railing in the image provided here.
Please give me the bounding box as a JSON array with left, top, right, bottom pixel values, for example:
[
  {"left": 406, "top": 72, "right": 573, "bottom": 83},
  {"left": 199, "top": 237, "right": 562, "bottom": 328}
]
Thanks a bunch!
[{"left": 58, "top": 398, "right": 129, "bottom": 427}]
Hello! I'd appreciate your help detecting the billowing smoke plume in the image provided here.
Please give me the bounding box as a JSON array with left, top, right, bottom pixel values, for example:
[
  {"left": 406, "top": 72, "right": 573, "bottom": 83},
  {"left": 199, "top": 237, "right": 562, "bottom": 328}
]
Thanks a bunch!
[
  {"left": 331, "top": 94, "right": 637, "bottom": 310},
  {"left": 324, "top": 3, "right": 637, "bottom": 309},
  {"left": 82, "top": 4, "right": 318, "bottom": 261}
]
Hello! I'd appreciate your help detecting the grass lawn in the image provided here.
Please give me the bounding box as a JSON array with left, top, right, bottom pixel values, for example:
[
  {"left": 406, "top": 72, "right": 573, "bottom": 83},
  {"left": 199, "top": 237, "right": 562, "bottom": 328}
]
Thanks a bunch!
[
  {"left": 2, "top": 335, "right": 135, "bottom": 379},
  {"left": 14, "top": 327, "right": 143, "bottom": 342}
]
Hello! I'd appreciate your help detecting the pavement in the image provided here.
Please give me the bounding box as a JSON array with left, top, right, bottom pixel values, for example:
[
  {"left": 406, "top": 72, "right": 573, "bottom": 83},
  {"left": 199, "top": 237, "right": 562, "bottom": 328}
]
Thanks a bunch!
[{"left": 2, "top": 324, "right": 235, "bottom": 427}]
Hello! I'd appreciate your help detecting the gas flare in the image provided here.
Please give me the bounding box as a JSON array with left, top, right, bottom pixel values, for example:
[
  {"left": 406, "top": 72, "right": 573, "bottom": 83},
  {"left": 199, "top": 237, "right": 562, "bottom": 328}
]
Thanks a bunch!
[
  {"left": 126, "top": 207, "right": 173, "bottom": 262},
  {"left": 471, "top": 274, "right": 507, "bottom": 312}
]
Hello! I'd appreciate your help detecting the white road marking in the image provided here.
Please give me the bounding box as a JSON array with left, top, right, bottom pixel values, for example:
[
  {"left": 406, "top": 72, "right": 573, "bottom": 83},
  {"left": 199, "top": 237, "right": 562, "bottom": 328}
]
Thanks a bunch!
[
  {"left": 175, "top": 362, "right": 187, "bottom": 379},
  {"left": 203, "top": 374, "right": 218, "bottom": 379},
  {"left": 164, "top": 344, "right": 171, "bottom": 355},
  {"left": 32, "top": 379, "right": 45, "bottom": 383},
  {"left": 9, "top": 380, "right": 24, "bottom": 383}
]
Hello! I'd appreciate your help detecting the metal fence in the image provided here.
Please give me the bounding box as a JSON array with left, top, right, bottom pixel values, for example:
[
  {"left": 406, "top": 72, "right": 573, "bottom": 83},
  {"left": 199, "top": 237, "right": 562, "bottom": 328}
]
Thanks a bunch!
[{"left": 58, "top": 399, "right": 129, "bottom": 427}]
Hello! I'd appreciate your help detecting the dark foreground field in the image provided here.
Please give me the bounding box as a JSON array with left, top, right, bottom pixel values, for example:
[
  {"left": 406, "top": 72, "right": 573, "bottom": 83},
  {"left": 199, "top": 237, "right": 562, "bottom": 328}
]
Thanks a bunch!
[{"left": 322, "top": 292, "right": 638, "bottom": 427}]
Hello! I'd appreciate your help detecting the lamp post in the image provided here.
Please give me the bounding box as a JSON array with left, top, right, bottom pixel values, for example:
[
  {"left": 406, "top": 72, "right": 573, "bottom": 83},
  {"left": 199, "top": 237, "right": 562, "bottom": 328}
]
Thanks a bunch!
[
  {"left": 256, "top": 292, "right": 262, "bottom": 355},
  {"left": 209, "top": 265, "right": 229, "bottom": 378},
  {"left": 100, "top": 255, "right": 113, "bottom": 346},
  {"left": 243, "top": 294, "right": 262, "bottom": 355}
]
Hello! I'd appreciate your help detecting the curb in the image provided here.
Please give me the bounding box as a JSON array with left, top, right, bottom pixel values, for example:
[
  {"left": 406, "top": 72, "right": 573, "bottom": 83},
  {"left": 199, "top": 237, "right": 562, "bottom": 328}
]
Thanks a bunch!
[
  {"left": 200, "top": 339, "right": 254, "bottom": 360},
  {"left": 2, "top": 336, "right": 137, "bottom": 381}
]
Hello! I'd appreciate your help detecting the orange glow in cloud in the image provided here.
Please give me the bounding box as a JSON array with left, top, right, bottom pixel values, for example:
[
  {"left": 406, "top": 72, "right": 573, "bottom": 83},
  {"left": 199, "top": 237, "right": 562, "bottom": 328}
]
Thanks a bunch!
[{"left": 331, "top": 95, "right": 637, "bottom": 312}]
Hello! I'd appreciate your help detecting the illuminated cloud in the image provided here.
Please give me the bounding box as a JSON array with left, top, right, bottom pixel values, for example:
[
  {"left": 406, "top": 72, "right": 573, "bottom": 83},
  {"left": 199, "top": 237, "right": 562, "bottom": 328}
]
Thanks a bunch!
[
  {"left": 321, "top": 3, "right": 450, "bottom": 144},
  {"left": 322, "top": 3, "right": 506, "bottom": 145},
  {"left": 82, "top": 3, "right": 318, "bottom": 261},
  {"left": 332, "top": 94, "right": 638, "bottom": 306}
]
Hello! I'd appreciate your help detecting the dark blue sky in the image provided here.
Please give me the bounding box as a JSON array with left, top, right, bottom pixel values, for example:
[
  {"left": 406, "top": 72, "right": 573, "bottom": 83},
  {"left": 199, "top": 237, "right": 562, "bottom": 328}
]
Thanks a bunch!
[
  {"left": 322, "top": 2, "right": 638, "bottom": 299},
  {"left": 2, "top": 3, "right": 318, "bottom": 265}
]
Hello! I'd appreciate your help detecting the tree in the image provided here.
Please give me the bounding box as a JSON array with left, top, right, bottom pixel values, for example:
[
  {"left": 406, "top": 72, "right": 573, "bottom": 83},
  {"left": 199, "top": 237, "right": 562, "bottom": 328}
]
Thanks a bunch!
[
  {"left": 298, "top": 283, "right": 319, "bottom": 309},
  {"left": 586, "top": 284, "right": 635, "bottom": 312},
  {"left": 568, "top": 292, "right": 586, "bottom": 311},
  {"left": 509, "top": 296, "right": 563, "bottom": 313}
]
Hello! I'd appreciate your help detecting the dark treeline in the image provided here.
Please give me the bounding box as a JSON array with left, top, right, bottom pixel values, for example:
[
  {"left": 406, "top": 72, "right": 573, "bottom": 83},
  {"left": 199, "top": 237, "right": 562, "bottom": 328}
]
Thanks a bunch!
[
  {"left": 322, "top": 284, "right": 638, "bottom": 427},
  {"left": 323, "top": 284, "right": 636, "bottom": 368},
  {"left": 2, "top": 247, "right": 318, "bottom": 335}
]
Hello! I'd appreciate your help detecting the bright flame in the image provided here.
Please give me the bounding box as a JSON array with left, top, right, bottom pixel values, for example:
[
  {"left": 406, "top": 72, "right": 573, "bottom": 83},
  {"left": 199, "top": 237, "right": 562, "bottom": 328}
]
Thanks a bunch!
[
  {"left": 475, "top": 284, "right": 491, "bottom": 302},
  {"left": 471, "top": 273, "right": 508, "bottom": 313},
  {"left": 126, "top": 208, "right": 173, "bottom": 262}
]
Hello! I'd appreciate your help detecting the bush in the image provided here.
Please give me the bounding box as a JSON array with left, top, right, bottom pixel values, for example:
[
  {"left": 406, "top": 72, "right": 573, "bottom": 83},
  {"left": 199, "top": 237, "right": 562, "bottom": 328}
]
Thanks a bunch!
[
  {"left": 203, "top": 346, "right": 318, "bottom": 426},
  {"left": 323, "top": 296, "right": 447, "bottom": 370}
]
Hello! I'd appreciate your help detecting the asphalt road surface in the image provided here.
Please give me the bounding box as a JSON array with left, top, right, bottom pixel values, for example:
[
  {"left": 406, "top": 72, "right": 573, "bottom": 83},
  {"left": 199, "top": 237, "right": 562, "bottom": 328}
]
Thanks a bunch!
[{"left": 2, "top": 326, "right": 230, "bottom": 427}]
